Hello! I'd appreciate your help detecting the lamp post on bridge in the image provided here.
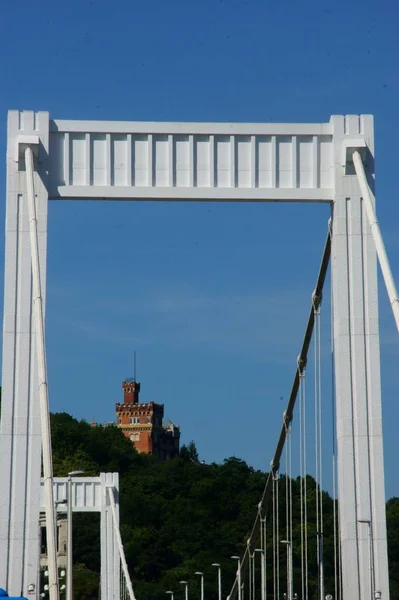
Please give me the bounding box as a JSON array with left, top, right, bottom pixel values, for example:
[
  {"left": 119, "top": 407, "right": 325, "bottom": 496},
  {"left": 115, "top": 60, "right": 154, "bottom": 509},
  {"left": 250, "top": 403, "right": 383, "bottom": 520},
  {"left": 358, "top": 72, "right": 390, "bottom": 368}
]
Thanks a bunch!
[
  {"left": 180, "top": 581, "right": 189, "bottom": 600},
  {"left": 313, "top": 531, "right": 324, "bottom": 600},
  {"left": 231, "top": 556, "right": 241, "bottom": 600},
  {"left": 280, "top": 540, "right": 293, "bottom": 600},
  {"left": 67, "top": 470, "right": 85, "bottom": 600},
  {"left": 212, "top": 563, "right": 222, "bottom": 600},
  {"left": 166, "top": 590, "right": 174, "bottom": 600},
  {"left": 195, "top": 572, "right": 204, "bottom": 600}
]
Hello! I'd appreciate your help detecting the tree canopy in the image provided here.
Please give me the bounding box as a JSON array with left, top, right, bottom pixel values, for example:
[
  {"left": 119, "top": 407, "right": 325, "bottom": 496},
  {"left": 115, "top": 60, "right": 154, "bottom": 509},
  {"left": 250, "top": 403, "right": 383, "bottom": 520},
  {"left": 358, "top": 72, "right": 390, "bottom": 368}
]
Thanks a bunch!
[{"left": 46, "top": 413, "right": 399, "bottom": 600}]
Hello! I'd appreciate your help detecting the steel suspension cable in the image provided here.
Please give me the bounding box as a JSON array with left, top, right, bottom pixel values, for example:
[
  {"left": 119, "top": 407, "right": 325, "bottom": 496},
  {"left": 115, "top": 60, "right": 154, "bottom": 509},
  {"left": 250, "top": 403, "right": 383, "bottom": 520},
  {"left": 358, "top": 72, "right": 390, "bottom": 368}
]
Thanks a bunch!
[
  {"left": 314, "top": 300, "right": 325, "bottom": 600},
  {"left": 227, "top": 224, "right": 331, "bottom": 600},
  {"left": 251, "top": 548, "right": 255, "bottom": 600},
  {"left": 318, "top": 306, "right": 325, "bottom": 600},
  {"left": 25, "top": 146, "right": 59, "bottom": 600},
  {"left": 108, "top": 486, "right": 136, "bottom": 600},
  {"left": 276, "top": 475, "right": 280, "bottom": 600},
  {"left": 313, "top": 299, "right": 320, "bottom": 572},
  {"left": 299, "top": 372, "right": 305, "bottom": 600},
  {"left": 330, "top": 246, "right": 342, "bottom": 600},
  {"left": 318, "top": 311, "right": 324, "bottom": 540},
  {"left": 261, "top": 516, "right": 267, "bottom": 600},
  {"left": 303, "top": 372, "right": 309, "bottom": 600},
  {"left": 284, "top": 418, "right": 293, "bottom": 599},
  {"left": 285, "top": 439, "right": 289, "bottom": 546},
  {"left": 330, "top": 255, "right": 338, "bottom": 600},
  {"left": 285, "top": 438, "right": 289, "bottom": 600},
  {"left": 273, "top": 478, "right": 277, "bottom": 600},
  {"left": 288, "top": 426, "right": 293, "bottom": 594},
  {"left": 248, "top": 543, "right": 252, "bottom": 600}
]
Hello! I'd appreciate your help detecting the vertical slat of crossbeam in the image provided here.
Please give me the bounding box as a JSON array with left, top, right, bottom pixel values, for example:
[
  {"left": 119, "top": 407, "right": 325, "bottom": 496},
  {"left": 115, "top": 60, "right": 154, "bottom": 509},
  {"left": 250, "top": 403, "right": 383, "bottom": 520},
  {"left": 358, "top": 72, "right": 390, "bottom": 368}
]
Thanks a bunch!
[
  {"left": 127, "top": 134, "right": 132, "bottom": 187},
  {"left": 312, "top": 135, "right": 319, "bottom": 189},
  {"left": 188, "top": 135, "right": 194, "bottom": 188},
  {"left": 64, "top": 133, "right": 70, "bottom": 185},
  {"left": 85, "top": 134, "right": 91, "bottom": 186},
  {"left": 105, "top": 134, "right": 111, "bottom": 187},
  {"left": 271, "top": 136, "right": 277, "bottom": 188},
  {"left": 147, "top": 135, "right": 153, "bottom": 187},
  {"left": 250, "top": 136, "right": 256, "bottom": 188},
  {"left": 292, "top": 136, "right": 297, "bottom": 188},
  {"left": 0, "top": 110, "right": 50, "bottom": 597},
  {"left": 209, "top": 135, "right": 215, "bottom": 188},
  {"left": 101, "top": 473, "right": 120, "bottom": 600},
  {"left": 331, "top": 114, "right": 389, "bottom": 600},
  {"left": 168, "top": 135, "right": 174, "bottom": 187},
  {"left": 230, "top": 135, "right": 235, "bottom": 188}
]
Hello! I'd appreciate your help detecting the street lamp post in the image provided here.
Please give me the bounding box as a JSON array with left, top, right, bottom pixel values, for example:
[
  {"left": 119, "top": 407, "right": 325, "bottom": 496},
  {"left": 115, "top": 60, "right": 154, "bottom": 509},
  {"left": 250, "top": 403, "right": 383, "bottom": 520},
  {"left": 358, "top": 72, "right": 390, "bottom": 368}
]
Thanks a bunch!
[
  {"left": 314, "top": 532, "right": 324, "bottom": 600},
  {"left": 195, "top": 572, "right": 204, "bottom": 600},
  {"left": 280, "top": 541, "right": 293, "bottom": 600},
  {"left": 358, "top": 518, "right": 375, "bottom": 600},
  {"left": 231, "top": 556, "right": 241, "bottom": 600},
  {"left": 212, "top": 563, "right": 222, "bottom": 600},
  {"left": 166, "top": 590, "right": 174, "bottom": 600},
  {"left": 255, "top": 549, "right": 266, "bottom": 600},
  {"left": 67, "top": 470, "right": 84, "bottom": 600},
  {"left": 180, "top": 581, "right": 189, "bottom": 600}
]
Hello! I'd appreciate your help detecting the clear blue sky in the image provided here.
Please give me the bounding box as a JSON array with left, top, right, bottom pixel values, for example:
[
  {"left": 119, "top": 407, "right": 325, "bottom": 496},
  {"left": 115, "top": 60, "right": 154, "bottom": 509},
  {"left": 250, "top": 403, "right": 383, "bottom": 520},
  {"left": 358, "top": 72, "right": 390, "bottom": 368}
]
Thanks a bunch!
[{"left": 0, "top": 0, "right": 398, "bottom": 498}]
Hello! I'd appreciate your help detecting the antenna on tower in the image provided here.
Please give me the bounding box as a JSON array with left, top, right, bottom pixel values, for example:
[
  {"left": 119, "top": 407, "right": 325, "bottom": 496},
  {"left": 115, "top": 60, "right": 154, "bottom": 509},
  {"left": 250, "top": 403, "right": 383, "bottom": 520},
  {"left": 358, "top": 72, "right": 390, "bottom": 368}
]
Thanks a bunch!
[{"left": 133, "top": 351, "right": 137, "bottom": 382}]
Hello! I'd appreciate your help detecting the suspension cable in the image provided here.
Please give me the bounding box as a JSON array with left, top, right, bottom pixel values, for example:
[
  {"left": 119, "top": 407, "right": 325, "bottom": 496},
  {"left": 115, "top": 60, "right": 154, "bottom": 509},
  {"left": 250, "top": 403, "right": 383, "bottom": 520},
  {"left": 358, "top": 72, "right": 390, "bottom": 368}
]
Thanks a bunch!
[
  {"left": 299, "top": 371, "right": 305, "bottom": 600},
  {"left": 314, "top": 294, "right": 325, "bottom": 600},
  {"left": 288, "top": 426, "right": 293, "bottom": 594},
  {"left": 227, "top": 224, "right": 331, "bottom": 600},
  {"left": 313, "top": 295, "right": 320, "bottom": 546},
  {"left": 273, "top": 478, "right": 277, "bottom": 600},
  {"left": 262, "top": 516, "right": 267, "bottom": 600},
  {"left": 303, "top": 371, "right": 309, "bottom": 600},
  {"left": 276, "top": 475, "right": 280, "bottom": 600},
  {"left": 318, "top": 305, "right": 325, "bottom": 600},
  {"left": 285, "top": 416, "right": 293, "bottom": 598},
  {"left": 285, "top": 437, "right": 289, "bottom": 544},
  {"left": 108, "top": 486, "right": 136, "bottom": 600},
  {"left": 352, "top": 150, "right": 399, "bottom": 334},
  {"left": 251, "top": 546, "right": 255, "bottom": 600},
  {"left": 330, "top": 246, "right": 338, "bottom": 600},
  {"left": 25, "top": 146, "right": 59, "bottom": 600},
  {"left": 248, "top": 542, "right": 252, "bottom": 600},
  {"left": 313, "top": 287, "right": 326, "bottom": 600}
]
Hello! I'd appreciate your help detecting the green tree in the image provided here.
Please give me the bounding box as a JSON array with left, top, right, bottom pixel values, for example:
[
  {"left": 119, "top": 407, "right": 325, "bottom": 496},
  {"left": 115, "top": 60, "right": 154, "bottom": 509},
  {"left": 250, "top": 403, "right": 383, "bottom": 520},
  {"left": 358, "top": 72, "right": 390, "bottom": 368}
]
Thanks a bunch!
[{"left": 49, "top": 412, "right": 399, "bottom": 600}]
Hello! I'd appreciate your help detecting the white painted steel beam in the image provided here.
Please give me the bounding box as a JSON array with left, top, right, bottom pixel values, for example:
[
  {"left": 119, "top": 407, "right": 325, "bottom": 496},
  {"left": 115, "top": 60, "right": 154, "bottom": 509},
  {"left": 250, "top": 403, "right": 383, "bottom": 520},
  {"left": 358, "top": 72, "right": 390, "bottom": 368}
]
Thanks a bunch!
[
  {"left": 1, "top": 111, "right": 391, "bottom": 600},
  {"left": 331, "top": 115, "right": 389, "bottom": 600},
  {"left": 40, "top": 474, "right": 120, "bottom": 600},
  {"left": 0, "top": 111, "right": 50, "bottom": 599},
  {"left": 40, "top": 476, "right": 109, "bottom": 512},
  {"left": 48, "top": 120, "right": 334, "bottom": 202}
]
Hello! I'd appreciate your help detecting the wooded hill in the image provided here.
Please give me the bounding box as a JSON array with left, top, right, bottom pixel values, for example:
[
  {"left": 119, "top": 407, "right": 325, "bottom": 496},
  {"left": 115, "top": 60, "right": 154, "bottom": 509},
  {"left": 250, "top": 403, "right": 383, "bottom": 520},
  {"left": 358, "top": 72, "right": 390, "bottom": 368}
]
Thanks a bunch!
[{"left": 49, "top": 413, "right": 399, "bottom": 600}]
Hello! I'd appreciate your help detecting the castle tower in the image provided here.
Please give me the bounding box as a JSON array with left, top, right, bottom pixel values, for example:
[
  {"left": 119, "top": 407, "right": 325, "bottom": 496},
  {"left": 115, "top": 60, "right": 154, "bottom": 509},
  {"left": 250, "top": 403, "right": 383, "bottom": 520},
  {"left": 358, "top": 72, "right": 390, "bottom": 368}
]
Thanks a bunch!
[
  {"left": 122, "top": 379, "right": 140, "bottom": 404},
  {"left": 115, "top": 379, "right": 180, "bottom": 458}
]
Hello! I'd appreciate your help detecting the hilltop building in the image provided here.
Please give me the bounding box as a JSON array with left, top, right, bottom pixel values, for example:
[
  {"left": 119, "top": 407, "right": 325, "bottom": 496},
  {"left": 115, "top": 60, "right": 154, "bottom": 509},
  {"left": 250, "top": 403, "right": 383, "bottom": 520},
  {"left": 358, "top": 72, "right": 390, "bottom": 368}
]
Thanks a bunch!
[{"left": 116, "top": 379, "right": 180, "bottom": 459}]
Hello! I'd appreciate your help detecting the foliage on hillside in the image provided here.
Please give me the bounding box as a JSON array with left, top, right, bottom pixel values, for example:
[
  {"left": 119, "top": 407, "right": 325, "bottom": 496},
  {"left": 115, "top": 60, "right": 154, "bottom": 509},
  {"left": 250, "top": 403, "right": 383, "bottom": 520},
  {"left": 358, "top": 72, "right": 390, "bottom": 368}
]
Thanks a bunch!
[{"left": 50, "top": 413, "right": 398, "bottom": 600}]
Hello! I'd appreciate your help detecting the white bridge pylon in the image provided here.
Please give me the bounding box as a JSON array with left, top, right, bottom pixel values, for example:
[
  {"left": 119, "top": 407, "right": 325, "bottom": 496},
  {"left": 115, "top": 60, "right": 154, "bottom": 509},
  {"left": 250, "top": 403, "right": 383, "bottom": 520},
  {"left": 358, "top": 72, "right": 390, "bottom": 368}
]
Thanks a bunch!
[
  {"left": 41, "top": 473, "right": 122, "bottom": 600},
  {"left": 0, "top": 111, "right": 390, "bottom": 600}
]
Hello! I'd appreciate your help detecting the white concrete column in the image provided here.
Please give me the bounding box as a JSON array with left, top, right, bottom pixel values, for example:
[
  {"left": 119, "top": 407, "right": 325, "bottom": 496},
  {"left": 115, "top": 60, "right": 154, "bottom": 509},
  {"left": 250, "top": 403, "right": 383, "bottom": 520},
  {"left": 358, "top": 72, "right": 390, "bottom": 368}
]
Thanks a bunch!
[
  {"left": 331, "top": 114, "right": 389, "bottom": 600},
  {"left": 100, "top": 473, "right": 120, "bottom": 600},
  {"left": 0, "top": 110, "right": 50, "bottom": 597}
]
